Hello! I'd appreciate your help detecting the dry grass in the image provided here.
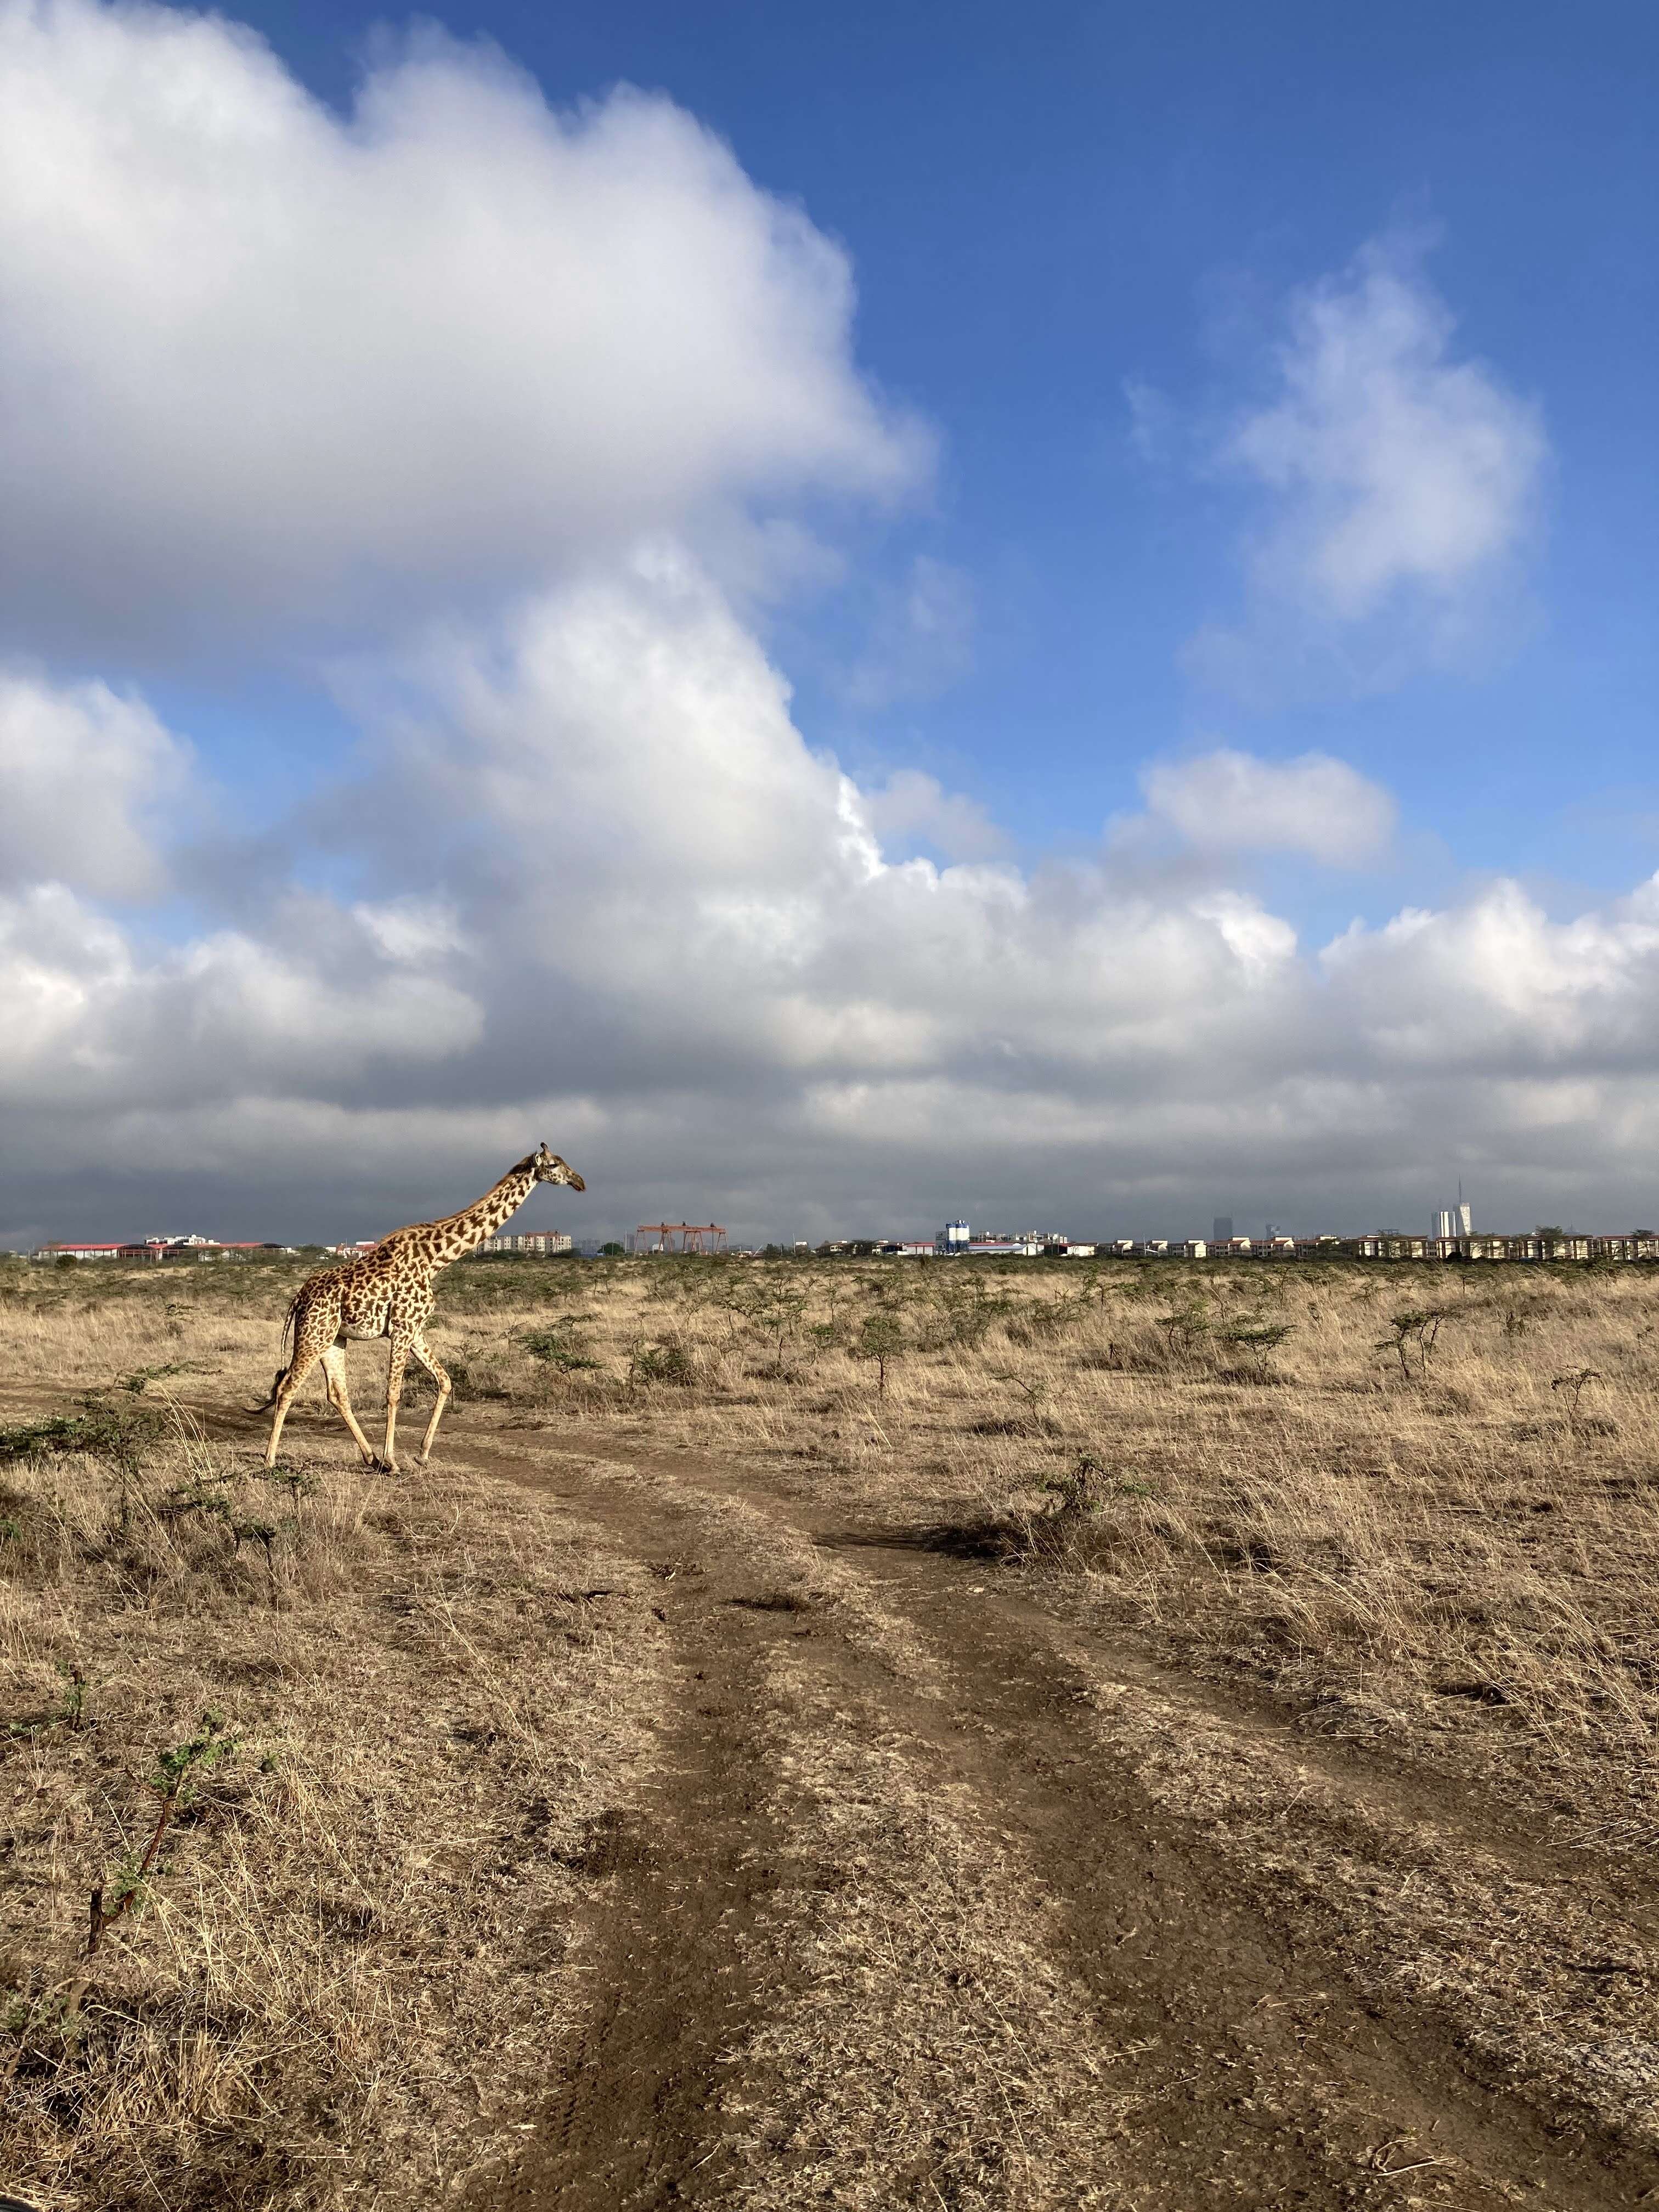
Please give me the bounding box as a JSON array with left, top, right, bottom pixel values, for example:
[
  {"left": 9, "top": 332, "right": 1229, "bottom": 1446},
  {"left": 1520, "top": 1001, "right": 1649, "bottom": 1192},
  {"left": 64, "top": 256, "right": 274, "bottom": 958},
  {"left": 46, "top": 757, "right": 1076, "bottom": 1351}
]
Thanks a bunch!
[
  {"left": 399, "top": 1249, "right": 1659, "bottom": 1853},
  {"left": 10, "top": 1252, "right": 1659, "bottom": 1850},
  {"left": 721, "top": 1644, "right": 1126, "bottom": 2211},
  {"left": 0, "top": 1357, "right": 664, "bottom": 2208},
  {"left": 308, "top": 1244, "right": 1659, "bottom": 1853},
  {"left": 5, "top": 1246, "right": 1659, "bottom": 2198}
]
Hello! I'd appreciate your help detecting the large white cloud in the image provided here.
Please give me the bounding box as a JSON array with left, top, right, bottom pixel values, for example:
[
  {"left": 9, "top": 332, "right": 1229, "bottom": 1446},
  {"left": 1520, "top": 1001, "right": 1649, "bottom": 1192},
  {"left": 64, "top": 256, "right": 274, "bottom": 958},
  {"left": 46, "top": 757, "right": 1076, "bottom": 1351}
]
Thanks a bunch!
[
  {"left": 860, "top": 769, "right": 1006, "bottom": 863},
  {"left": 1190, "top": 235, "right": 1547, "bottom": 699},
  {"left": 1138, "top": 747, "right": 1396, "bottom": 865},
  {"left": 1323, "top": 879, "right": 1659, "bottom": 1066},
  {"left": 337, "top": 553, "right": 1309, "bottom": 1090},
  {"left": 0, "top": 670, "right": 191, "bottom": 896},
  {"left": 5, "top": 569, "right": 1659, "bottom": 1244},
  {"left": 0, "top": 0, "right": 923, "bottom": 657},
  {"left": 0, "top": 878, "right": 483, "bottom": 1115}
]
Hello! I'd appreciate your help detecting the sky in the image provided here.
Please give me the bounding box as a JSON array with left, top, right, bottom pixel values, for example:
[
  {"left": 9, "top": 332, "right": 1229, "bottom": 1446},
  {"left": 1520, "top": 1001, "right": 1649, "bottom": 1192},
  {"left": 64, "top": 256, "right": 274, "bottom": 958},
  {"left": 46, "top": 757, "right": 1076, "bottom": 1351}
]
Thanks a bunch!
[{"left": 1, "top": 0, "right": 1656, "bottom": 1248}]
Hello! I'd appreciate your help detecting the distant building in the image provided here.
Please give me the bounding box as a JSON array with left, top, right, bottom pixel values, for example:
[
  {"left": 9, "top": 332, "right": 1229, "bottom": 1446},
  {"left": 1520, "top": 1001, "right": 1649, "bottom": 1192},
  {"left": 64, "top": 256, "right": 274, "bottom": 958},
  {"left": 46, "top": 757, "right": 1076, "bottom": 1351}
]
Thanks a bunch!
[
  {"left": 31, "top": 1235, "right": 292, "bottom": 1263},
  {"left": 1212, "top": 1215, "right": 1233, "bottom": 1243},
  {"left": 32, "top": 1242, "right": 142, "bottom": 1262},
  {"left": 938, "top": 1220, "right": 972, "bottom": 1252},
  {"left": 473, "top": 1231, "right": 573, "bottom": 1256}
]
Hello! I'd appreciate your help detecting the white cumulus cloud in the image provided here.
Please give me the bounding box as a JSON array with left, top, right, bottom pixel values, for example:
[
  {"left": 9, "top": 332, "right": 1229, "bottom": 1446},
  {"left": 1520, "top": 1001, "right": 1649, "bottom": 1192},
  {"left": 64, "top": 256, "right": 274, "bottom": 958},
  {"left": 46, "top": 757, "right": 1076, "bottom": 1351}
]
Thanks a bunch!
[
  {"left": 0, "top": 0, "right": 924, "bottom": 658},
  {"left": 859, "top": 769, "right": 1006, "bottom": 862},
  {"left": 5, "top": 566, "right": 1659, "bottom": 1241},
  {"left": 1322, "top": 877, "right": 1659, "bottom": 1066},
  {"left": 1192, "top": 235, "right": 1547, "bottom": 699},
  {"left": 0, "top": 879, "right": 483, "bottom": 1116},
  {"left": 0, "top": 670, "right": 193, "bottom": 897},
  {"left": 1139, "top": 747, "right": 1396, "bottom": 866}
]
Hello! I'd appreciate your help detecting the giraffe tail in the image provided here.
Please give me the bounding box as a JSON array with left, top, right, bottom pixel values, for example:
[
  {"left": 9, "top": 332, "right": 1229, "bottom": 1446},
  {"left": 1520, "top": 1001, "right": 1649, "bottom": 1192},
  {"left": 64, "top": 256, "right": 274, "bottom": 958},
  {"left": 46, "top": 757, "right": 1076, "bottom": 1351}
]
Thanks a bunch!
[{"left": 251, "top": 1292, "right": 303, "bottom": 1412}]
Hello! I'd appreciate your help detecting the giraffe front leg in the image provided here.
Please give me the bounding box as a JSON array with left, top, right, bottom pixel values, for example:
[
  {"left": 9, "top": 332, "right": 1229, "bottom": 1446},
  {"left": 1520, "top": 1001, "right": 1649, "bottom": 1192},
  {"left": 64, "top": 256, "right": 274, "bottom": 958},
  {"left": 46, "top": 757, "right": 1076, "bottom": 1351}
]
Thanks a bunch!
[
  {"left": 382, "top": 1336, "right": 409, "bottom": 1474},
  {"left": 408, "top": 1331, "right": 453, "bottom": 1465}
]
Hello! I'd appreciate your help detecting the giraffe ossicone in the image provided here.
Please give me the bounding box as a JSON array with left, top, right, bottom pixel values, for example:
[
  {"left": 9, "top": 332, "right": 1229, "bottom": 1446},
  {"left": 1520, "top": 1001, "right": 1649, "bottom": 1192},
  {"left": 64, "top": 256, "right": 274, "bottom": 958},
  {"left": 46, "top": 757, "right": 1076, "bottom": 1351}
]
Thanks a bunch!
[{"left": 262, "top": 1144, "right": 585, "bottom": 1474}]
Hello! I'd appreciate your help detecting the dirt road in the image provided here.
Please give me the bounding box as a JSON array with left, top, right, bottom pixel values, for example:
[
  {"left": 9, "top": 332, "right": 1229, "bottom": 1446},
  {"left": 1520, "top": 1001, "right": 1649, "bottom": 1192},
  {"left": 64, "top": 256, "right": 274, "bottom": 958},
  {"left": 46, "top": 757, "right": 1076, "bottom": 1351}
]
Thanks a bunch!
[{"left": 450, "top": 1427, "right": 1659, "bottom": 2212}]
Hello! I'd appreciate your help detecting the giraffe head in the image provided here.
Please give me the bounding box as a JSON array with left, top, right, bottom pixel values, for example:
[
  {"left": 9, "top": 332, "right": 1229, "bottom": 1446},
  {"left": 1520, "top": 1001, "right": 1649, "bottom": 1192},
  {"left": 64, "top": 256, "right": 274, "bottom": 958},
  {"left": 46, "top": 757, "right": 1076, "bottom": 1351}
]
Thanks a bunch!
[{"left": 531, "top": 1142, "right": 585, "bottom": 1191}]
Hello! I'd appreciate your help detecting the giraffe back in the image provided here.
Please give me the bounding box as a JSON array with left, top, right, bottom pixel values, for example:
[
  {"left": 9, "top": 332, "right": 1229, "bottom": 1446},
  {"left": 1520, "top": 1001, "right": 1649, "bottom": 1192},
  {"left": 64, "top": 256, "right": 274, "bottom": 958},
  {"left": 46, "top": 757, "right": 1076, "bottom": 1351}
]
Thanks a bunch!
[{"left": 293, "top": 1237, "right": 437, "bottom": 1344}]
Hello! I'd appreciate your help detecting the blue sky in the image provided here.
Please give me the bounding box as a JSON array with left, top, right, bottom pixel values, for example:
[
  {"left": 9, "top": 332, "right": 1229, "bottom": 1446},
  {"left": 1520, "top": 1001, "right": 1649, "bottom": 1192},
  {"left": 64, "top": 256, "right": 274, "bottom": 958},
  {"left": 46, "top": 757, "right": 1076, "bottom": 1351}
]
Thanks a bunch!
[
  {"left": 1, "top": 0, "right": 1656, "bottom": 1245},
  {"left": 227, "top": 0, "right": 1657, "bottom": 900}
]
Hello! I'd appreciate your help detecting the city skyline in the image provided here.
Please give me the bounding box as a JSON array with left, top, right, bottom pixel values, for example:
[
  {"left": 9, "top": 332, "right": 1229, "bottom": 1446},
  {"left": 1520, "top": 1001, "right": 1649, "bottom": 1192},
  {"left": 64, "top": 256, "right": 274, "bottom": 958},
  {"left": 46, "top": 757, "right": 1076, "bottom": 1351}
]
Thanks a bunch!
[{"left": 18, "top": 1189, "right": 1650, "bottom": 1262}]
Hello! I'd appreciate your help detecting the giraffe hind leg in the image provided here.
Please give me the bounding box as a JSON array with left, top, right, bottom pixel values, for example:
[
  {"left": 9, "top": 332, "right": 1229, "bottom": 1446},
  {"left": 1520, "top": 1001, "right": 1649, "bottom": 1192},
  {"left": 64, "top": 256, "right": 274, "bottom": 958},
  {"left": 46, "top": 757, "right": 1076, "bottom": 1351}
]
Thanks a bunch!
[
  {"left": 320, "top": 1345, "right": 379, "bottom": 1467},
  {"left": 264, "top": 1311, "right": 334, "bottom": 1466}
]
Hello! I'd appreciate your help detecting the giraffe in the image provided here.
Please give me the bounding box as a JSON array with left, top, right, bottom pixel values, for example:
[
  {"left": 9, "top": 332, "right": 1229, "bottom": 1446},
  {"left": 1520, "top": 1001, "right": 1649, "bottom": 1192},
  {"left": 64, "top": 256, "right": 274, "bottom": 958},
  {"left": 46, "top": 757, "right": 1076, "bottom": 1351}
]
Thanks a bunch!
[{"left": 262, "top": 1144, "right": 584, "bottom": 1474}]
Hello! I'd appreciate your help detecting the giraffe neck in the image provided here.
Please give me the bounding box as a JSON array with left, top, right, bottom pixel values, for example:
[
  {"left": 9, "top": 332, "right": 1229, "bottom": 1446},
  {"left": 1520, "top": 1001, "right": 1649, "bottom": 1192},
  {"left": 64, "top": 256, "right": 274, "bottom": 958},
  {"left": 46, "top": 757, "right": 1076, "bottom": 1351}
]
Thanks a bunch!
[{"left": 424, "top": 1163, "right": 539, "bottom": 1269}]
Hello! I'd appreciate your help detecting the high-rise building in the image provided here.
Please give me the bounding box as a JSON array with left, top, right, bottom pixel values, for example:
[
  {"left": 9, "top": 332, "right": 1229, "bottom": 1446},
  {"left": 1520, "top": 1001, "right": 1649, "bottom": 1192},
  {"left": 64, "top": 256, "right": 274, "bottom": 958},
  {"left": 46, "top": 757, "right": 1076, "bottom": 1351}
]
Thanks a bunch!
[
  {"left": 1435, "top": 1208, "right": 1454, "bottom": 1240},
  {"left": 1212, "top": 1215, "right": 1233, "bottom": 1243},
  {"left": 1457, "top": 1200, "right": 1472, "bottom": 1235}
]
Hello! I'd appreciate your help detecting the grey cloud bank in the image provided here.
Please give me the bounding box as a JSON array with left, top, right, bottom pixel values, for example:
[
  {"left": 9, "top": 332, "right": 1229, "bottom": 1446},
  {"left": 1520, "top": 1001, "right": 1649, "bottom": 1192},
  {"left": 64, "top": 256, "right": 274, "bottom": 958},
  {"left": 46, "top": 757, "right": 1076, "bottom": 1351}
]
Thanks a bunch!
[{"left": 8, "top": 554, "right": 1659, "bottom": 1246}]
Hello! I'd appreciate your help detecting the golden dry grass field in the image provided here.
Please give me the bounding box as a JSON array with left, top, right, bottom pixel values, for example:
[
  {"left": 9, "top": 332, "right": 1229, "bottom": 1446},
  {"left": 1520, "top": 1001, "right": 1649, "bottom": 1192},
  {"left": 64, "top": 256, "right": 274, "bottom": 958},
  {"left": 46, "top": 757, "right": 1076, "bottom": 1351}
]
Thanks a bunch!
[{"left": 3, "top": 1249, "right": 1659, "bottom": 2210}]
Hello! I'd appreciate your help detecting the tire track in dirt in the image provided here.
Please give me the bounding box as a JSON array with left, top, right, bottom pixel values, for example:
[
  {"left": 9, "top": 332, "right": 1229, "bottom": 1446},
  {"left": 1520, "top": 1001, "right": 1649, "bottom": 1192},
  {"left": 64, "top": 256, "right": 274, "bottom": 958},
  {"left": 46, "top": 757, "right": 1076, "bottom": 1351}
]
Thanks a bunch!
[
  {"left": 478, "top": 1428, "right": 1659, "bottom": 2211},
  {"left": 455, "top": 1463, "right": 825, "bottom": 2210},
  {"left": 839, "top": 1536, "right": 1658, "bottom": 2209}
]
